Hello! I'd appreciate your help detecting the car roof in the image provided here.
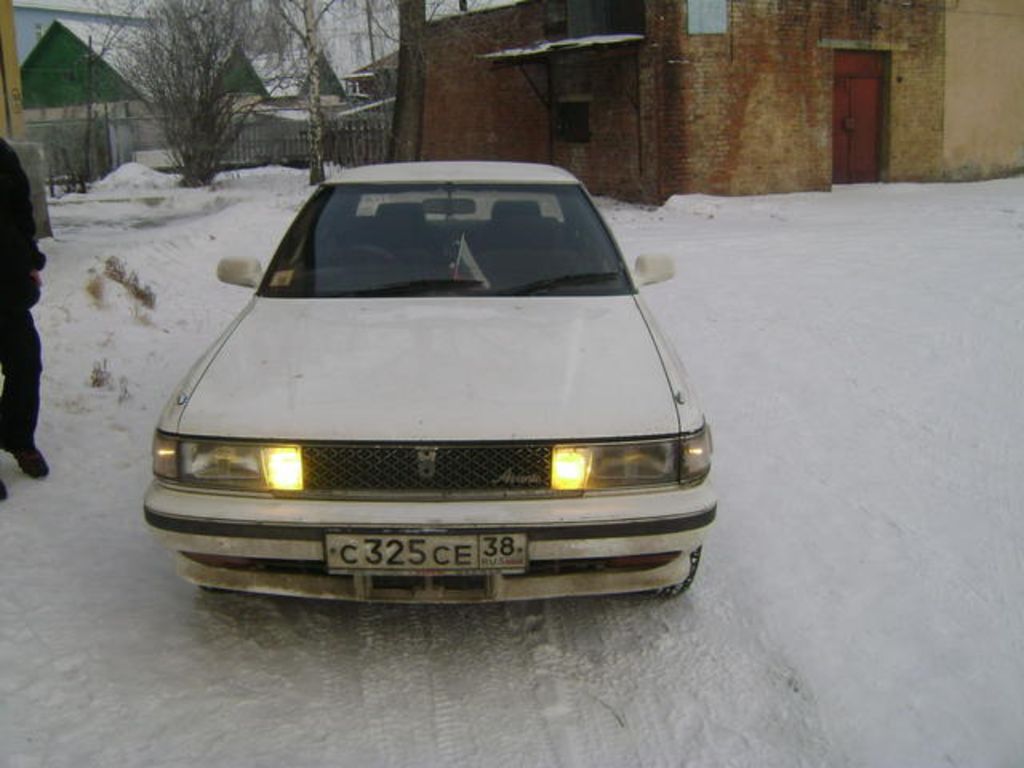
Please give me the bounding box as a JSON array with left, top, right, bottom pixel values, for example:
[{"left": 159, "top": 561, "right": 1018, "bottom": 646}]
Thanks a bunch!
[{"left": 326, "top": 161, "right": 581, "bottom": 186}]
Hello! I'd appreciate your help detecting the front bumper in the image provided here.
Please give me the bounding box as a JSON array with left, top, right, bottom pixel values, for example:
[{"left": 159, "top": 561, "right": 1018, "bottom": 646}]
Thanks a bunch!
[{"left": 144, "top": 482, "right": 716, "bottom": 603}]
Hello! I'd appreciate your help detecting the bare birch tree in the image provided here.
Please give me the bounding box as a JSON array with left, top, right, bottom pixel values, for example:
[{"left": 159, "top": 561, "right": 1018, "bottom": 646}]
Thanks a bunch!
[
  {"left": 126, "top": 0, "right": 261, "bottom": 187},
  {"left": 267, "top": 0, "right": 339, "bottom": 184}
]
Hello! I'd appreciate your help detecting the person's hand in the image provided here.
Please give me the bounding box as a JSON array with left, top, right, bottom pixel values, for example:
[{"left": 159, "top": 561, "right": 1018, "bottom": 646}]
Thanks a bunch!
[{"left": 29, "top": 270, "right": 42, "bottom": 287}]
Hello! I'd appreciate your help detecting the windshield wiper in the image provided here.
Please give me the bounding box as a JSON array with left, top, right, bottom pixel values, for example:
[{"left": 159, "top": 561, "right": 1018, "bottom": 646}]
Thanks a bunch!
[
  {"left": 340, "top": 278, "right": 485, "bottom": 297},
  {"left": 500, "top": 271, "right": 624, "bottom": 296}
]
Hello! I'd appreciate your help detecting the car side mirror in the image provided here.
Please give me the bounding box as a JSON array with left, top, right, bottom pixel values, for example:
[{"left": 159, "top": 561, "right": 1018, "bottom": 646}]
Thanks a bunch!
[
  {"left": 217, "top": 258, "right": 263, "bottom": 288},
  {"left": 633, "top": 254, "right": 675, "bottom": 286}
]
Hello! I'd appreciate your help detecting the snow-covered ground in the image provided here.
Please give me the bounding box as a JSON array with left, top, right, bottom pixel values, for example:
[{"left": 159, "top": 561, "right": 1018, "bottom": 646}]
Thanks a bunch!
[{"left": 2, "top": 164, "right": 1022, "bottom": 767}]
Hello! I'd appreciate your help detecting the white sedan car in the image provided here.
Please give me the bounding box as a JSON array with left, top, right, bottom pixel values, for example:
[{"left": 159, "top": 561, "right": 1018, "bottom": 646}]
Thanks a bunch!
[{"left": 145, "top": 162, "right": 716, "bottom": 603}]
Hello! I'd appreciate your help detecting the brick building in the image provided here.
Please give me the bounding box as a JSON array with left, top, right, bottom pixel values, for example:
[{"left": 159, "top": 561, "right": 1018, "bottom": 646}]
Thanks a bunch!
[{"left": 421, "top": 0, "right": 1023, "bottom": 202}]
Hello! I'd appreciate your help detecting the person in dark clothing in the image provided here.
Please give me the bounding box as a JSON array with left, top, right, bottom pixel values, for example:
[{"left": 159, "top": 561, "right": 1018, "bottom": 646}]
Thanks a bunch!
[{"left": 0, "top": 138, "right": 49, "bottom": 501}]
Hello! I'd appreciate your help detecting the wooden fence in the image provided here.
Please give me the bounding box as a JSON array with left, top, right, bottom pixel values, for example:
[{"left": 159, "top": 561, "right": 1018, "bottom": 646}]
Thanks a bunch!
[
  {"left": 225, "top": 127, "right": 309, "bottom": 167},
  {"left": 226, "top": 110, "right": 392, "bottom": 170},
  {"left": 324, "top": 114, "right": 391, "bottom": 168},
  {"left": 28, "top": 102, "right": 393, "bottom": 188}
]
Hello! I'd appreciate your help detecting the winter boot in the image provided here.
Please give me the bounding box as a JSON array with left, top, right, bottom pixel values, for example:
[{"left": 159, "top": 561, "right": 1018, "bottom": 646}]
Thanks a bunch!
[{"left": 13, "top": 450, "right": 48, "bottom": 479}]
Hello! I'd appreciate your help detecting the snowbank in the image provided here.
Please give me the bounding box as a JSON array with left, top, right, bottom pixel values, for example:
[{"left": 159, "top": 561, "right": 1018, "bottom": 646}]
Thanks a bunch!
[
  {"left": 2, "top": 173, "right": 1022, "bottom": 768},
  {"left": 90, "top": 162, "right": 181, "bottom": 193}
]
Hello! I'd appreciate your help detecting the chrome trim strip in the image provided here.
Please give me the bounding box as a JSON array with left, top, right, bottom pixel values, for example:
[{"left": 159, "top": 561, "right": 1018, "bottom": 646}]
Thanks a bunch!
[{"left": 145, "top": 505, "right": 716, "bottom": 542}]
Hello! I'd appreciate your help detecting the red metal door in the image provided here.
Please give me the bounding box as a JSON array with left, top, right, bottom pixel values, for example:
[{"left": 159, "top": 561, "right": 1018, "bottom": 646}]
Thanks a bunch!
[{"left": 833, "top": 52, "right": 884, "bottom": 184}]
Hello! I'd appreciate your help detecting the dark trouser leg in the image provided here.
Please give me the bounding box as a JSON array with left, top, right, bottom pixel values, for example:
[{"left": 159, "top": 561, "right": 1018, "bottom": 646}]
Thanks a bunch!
[{"left": 0, "top": 310, "right": 42, "bottom": 452}]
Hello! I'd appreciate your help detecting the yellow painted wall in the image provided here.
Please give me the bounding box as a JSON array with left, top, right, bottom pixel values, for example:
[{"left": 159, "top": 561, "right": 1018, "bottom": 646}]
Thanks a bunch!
[
  {"left": 944, "top": 0, "right": 1024, "bottom": 178},
  {"left": 1, "top": 0, "right": 26, "bottom": 137}
]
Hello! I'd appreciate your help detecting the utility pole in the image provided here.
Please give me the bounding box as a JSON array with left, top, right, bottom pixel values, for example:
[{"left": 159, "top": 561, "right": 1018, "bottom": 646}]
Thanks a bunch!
[
  {"left": 390, "top": 0, "right": 425, "bottom": 162},
  {"left": 364, "top": 0, "right": 376, "bottom": 64}
]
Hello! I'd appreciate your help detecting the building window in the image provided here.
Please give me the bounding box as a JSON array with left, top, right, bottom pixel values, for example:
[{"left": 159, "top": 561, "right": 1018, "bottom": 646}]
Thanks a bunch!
[
  {"left": 35, "top": 23, "right": 45, "bottom": 40},
  {"left": 567, "top": 0, "right": 644, "bottom": 38},
  {"left": 688, "top": 0, "right": 728, "bottom": 35},
  {"left": 557, "top": 101, "right": 590, "bottom": 143},
  {"left": 545, "top": 0, "right": 568, "bottom": 36}
]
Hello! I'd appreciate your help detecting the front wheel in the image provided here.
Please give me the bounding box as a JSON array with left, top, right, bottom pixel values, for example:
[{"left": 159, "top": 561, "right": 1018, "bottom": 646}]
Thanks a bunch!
[{"left": 654, "top": 547, "right": 702, "bottom": 597}]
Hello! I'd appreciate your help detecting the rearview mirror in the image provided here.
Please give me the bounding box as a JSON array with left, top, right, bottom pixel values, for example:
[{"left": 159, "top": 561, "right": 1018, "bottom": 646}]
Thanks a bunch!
[
  {"left": 217, "top": 258, "right": 262, "bottom": 288},
  {"left": 633, "top": 254, "right": 675, "bottom": 287}
]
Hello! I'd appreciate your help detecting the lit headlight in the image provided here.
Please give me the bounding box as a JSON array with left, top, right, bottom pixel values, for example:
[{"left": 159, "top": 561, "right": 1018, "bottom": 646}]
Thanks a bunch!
[
  {"left": 551, "top": 447, "right": 593, "bottom": 490},
  {"left": 551, "top": 439, "right": 678, "bottom": 491},
  {"left": 152, "top": 434, "right": 303, "bottom": 491},
  {"left": 262, "top": 446, "right": 303, "bottom": 491}
]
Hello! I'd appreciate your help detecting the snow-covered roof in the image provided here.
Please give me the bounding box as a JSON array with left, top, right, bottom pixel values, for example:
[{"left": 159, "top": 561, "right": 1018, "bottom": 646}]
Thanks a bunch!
[
  {"left": 53, "top": 17, "right": 143, "bottom": 85},
  {"left": 433, "top": 0, "right": 529, "bottom": 20},
  {"left": 15, "top": 0, "right": 145, "bottom": 16},
  {"left": 331, "top": 161, "right": 578, "bottom": 186},
  {"left": 482, "top": 33, "right": 645, "bottom": 63},
  {"left": 349, "top": 50, "right": 399, "bottom": 77},
  {"left": 250, "top": 51, "right": 310, "bottom": 99},
  {"left": 335, "top": 97, "right": 394, "bottom": 118},
  {"left": 15, "top": 0, "right": 102, "bottom": 10}
]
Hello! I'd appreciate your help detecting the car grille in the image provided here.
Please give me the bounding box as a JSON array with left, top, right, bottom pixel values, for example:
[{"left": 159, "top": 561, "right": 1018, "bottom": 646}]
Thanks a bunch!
[{"left": 302, "top": 443, "right": 552, "bottom": 495}]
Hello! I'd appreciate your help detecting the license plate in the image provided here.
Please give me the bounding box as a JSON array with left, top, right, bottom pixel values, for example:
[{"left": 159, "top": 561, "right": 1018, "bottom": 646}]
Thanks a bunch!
[{"left": 325, "top": 532, "right": 528, "bottom": 574}]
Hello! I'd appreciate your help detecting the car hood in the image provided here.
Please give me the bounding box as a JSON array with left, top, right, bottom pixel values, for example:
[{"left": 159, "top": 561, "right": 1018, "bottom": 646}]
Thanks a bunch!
[{"left": 174, "top": 296, "right": 682, "bottom": 441}]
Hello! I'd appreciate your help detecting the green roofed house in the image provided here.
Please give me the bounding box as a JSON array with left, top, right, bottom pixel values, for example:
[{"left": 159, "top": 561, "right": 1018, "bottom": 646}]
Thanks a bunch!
[
  {"left": 20, "top": 18, "right": 147, "bottom": 186},
  {"left": 20, "top": 17, "right": 269, "bottom": 184},
  {"left": 20, "top": 19, "right": 137, "bottom": 109},
  {"left": 21, "top": 18, "right": 268, "bottom": 111},
  {"left": 251, "top": 49, "right": 346, "bottom": 106}
]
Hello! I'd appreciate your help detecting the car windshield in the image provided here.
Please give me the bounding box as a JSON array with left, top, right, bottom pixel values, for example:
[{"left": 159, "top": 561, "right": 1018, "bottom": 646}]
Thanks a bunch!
[{"left": 259, "top": 183, "right": 633, "bottom": 298}]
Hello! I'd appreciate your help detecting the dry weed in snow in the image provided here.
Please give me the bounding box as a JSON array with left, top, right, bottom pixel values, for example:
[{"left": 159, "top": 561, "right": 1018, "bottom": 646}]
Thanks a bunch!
[
  {"left": 104, "top": 256, "right": 157, "bottom": 310},
  {"left": 90, "top": 359, "right": 113, "bottom": 389},
  {"left": 85, "top": 272, "right": 105, "bottom": 307}
]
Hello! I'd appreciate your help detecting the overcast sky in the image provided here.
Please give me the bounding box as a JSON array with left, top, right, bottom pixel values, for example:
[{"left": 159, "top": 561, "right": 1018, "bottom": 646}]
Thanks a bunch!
[{"left": 321, "top": 0, "right": 519, "bottom": 73}]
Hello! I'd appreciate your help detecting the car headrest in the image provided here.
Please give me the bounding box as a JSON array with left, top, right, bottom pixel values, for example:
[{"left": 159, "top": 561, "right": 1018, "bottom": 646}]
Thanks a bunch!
[
  {"left": 491, "top": 200, "right": 542, "bottom": 223},
  {"left": 375, "top": 203, "right": 426, "bottom": 229}
]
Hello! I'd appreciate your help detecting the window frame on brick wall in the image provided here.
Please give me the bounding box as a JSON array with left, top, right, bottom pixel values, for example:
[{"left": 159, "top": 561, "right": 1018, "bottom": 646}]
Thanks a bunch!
[
  {"left": 688, "top": 0, "right": 728, "bottom": 36},
  {"left": 556, "top": 99, "right": 591, "bottom": 143},
  {"left": 567, "top": 0, "right": 645, "bottom": 38}
]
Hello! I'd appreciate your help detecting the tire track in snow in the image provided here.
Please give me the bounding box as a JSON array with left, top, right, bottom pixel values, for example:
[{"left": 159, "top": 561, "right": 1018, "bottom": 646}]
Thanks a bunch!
[
  {"left": 299, "top": 602, "right": 376, "bottom": 762},
  {"left": 552, "top": 597, "right": 646, "bottom": 767},
  {"left": 515, "top": 599, "right": 594, "bottom": 768},
  {"left": 598, "top": 596, "right": 706, "bottom": 768},
  {"left": 387, "top": 606, "right": 436, "bottom": 761},
  {"left": 562, "top": 596, "right": 668, "bottom": 768},
  {"left": 417, "top": 603, "right": 548, "bottom": 768},
  {"left": 422, "top": 607, "right": 483, "bottom": 767},
  {"left": 354, "top": 604, "right": 408, "bottom": 767}
]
